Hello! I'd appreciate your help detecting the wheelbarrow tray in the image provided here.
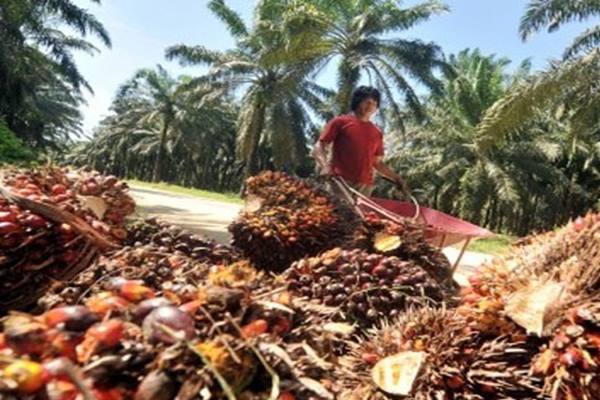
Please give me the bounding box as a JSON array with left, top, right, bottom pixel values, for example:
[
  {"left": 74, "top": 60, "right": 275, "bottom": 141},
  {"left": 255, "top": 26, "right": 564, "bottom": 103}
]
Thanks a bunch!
[{"left": 366, "top": 197, "right": 494, "bottom": 247}]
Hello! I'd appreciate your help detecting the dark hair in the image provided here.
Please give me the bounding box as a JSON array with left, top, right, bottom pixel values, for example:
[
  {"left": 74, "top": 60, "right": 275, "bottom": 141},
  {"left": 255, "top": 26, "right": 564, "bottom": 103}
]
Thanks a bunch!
[{"left": 350, "top": 86, "right": 381, "bottom": 111}]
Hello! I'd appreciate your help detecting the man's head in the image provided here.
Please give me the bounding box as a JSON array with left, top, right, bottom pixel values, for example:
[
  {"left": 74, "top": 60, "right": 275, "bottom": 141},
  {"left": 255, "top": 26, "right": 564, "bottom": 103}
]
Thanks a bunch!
[{"left": 350, "top": 86, "right": 381, "bottom": 120}]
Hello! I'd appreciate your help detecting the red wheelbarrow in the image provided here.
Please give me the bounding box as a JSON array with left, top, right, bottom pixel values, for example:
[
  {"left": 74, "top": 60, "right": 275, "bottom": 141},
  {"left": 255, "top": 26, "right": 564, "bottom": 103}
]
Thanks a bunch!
[{"left": 330, "top": 177, "right": 494, "bottom": 274}]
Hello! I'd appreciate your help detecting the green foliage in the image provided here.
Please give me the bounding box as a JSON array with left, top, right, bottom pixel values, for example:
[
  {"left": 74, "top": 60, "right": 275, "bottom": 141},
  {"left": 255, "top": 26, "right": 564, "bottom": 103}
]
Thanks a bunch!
[
  {"left": 0, "top": 0, "right": 109, "bottom": 148},
  {"left": 520, "top": 0, "right": 600, "bottom": 58},
  {"left": 0, "top": 120, "right": 36, "bottom": 163}
]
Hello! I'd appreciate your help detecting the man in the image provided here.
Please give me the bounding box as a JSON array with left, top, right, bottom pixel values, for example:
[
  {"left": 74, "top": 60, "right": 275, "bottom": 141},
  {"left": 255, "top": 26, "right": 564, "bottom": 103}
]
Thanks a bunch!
[{"left": 312, "top": 86, "right": 410, "bottom": 197}]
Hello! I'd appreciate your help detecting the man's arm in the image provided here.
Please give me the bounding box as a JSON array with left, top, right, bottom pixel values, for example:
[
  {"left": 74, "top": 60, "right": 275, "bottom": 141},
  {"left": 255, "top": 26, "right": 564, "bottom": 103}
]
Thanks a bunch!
[
  {"left": 311, "top": 141, "right": 334, "bottom": 175},
  {"left": 374, "top": 157, "right": 411, "bottom": 197},
  {"left": 313, "top": 117, "right": 341, "bottom": 176}
]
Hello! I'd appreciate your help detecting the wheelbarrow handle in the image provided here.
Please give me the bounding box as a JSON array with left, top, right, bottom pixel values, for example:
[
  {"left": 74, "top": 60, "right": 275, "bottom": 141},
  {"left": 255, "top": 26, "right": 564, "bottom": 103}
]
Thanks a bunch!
[{"left": 381, "top": 176, "right": 420, "bottom": 221}]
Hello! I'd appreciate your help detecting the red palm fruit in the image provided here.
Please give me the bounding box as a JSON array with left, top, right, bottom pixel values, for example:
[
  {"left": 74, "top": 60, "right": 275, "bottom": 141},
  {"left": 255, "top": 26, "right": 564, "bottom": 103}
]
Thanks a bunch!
[
  {"left": 47, "top": 330, "right": 81, "bottom": 361},
  {"left": 361, "top": 353, "right": 379, "bottom": 365},
  {"left": 0, "top": 210, "right": 17, "bottom": 222},
  {"left": 86, "top": 292, "right": 131, "bottom": 315},
  {"left": 44, "top": 306, "right": 100, "bottom": 331},
  {"left": 21, "top": 214, "right": 47, "bottom": 228},
  {"left": 51, "top": 184, "right": 67, "bottom": 195},
  {"left": 92, "top": 388, "right": 125, "bottom": 400},
  {"left": 241, "top": 319, "right": 269, "bottom": 338},
  {"left": 87, "top": 319, "right": 124, "bottom": 348},
  {"left": 4, "top": 320, "right": 47, "bottom": 356},
  {"left": 0, "top": 221, "right": 21, "bottom": 234},
  {"left": 119, "top": 281, "right": 155, "bottom": 302}
]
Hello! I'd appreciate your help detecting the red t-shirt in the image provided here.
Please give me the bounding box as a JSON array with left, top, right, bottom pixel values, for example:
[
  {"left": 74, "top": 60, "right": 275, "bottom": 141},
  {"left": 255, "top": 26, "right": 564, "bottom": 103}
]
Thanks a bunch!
[{"left": 319, "top": 114, "right": 384, "bottom": 185}]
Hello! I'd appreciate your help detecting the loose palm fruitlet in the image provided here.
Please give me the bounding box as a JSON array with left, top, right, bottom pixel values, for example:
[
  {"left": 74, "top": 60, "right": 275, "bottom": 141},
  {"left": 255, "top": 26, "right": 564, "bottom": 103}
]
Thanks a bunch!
[
  {"left": 286, "top": 248, "right": 445, "bottom": 325},
  {"left": 338, "top": 307, "right": 544, "bottom": 399},
  {"left": 229, "top": 171, "right": 359, "bottom": 271},
  {"left": 126, "top": 217, "right": 239, "bottom": 265}
]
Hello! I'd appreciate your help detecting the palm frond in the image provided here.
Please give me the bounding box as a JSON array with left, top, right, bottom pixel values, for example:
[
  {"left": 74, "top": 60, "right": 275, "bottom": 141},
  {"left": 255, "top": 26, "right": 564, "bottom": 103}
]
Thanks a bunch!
[{"left": 207, "top": 0, "right": 249, "bottom": 39}]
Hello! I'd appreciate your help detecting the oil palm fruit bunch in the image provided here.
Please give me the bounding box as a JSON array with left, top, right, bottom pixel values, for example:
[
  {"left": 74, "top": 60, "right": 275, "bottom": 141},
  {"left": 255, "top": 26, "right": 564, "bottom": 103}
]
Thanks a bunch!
[
  {"left": 532, "top": 302, "right": 600, "bottom": 399},
  {"left": 2, "top": 166, "right": 134, "bottom": 242},
  {"left": 0, "top": 197, "right": 88, "bottom": 311},
  {"left": 126, "top": 217, "right": 239, "bottom": 265},
  {"left": 286, "top": 248, "right": 444, "bottom": 326},
  {"left": 338, "top": 307, "right": 543, "bottom": 399},
  {"left": 229, "top": 171, "right": 359, "bottom": 271},
  {"left": 350, "top": 211, "right": 454, "bottom": 288}
]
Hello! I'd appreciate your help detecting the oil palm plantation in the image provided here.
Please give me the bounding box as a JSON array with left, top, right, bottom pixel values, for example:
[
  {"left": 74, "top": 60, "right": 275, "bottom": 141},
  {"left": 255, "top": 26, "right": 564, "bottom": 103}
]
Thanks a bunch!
[
  {"left": 0, "top": 0, "right": 110, "bottom": 147},
  {"left": 72, "top": 66, "right": 241, "bottom": 191}
]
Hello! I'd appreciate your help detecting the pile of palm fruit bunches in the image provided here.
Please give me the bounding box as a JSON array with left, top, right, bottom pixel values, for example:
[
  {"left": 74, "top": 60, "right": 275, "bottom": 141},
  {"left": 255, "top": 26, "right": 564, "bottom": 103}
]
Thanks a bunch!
[{"left": 0, "top": 168, "right": 598, "bottom": 399}]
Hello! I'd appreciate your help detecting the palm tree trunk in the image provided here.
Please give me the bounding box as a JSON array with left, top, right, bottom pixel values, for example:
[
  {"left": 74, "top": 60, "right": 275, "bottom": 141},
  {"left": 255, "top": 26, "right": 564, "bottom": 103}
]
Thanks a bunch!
[{"left": 153, "top": 124, "right": 169, "bottom": 182}]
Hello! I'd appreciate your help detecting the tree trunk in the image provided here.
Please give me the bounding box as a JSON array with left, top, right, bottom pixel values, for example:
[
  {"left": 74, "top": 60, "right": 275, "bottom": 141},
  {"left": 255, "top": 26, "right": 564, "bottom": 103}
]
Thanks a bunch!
[{"left": 153, "top": 124, "right": 169, "bottom": 182}]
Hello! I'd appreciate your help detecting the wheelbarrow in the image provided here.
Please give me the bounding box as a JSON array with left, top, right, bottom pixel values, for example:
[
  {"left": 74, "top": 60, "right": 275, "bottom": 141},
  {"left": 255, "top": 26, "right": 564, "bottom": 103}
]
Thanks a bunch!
[{"left": 329, "top": 176, "right": 494, "bottom": 274}]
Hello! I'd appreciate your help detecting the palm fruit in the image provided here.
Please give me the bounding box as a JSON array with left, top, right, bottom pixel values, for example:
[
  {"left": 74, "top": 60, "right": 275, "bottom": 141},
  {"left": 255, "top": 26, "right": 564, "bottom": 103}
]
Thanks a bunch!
[
  {"left": 0, "top": 166, "right": 135, "bottom": 311},
  {"left": 458, "top": 212, "right": 600, "bottom": 342},
  {"left": 352, "top": 211, "right": 456, "bottom": 293},
  {"left": 125, "top": 217, "right": 239, "bottom": 265},
  {"left": 2, "top": 166, "right": 134, "bottom": 242},
  {"left": 338, "top": 307, "right": 543, "bottom": 399},
  {"left": 532, "top": 302, "right": 600, "bottom": 399},
  {"left": 286, "top": 248, "right": 445, "bottom": 326},
  {"left": 229, "top": 171, "right": 359, "bottom": 271}
]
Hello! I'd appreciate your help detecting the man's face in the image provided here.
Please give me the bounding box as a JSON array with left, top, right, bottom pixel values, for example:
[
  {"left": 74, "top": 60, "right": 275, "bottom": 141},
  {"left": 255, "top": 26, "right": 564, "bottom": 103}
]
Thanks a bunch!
[{"left": 356, "top": 97, "right": 378, "bottom": 119}]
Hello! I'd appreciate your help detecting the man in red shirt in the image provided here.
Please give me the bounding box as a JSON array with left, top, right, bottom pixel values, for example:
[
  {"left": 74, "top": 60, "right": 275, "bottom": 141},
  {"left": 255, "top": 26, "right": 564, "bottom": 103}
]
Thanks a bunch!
[{"left": 312, "top": 86, "right": 410, "bottom": 197}]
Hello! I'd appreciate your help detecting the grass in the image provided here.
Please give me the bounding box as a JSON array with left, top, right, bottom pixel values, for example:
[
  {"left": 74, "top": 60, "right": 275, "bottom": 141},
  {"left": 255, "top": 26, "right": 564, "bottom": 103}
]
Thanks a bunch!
[
  {"left": 126, "top": 179, "right": 243, "bottom": 204},
  {"left": 462, "top": 234, "right": 517, "bottom": 255}
]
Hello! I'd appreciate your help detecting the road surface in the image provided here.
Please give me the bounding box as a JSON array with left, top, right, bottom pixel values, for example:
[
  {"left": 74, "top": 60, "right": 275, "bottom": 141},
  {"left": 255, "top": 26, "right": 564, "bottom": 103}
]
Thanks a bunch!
[{"left": 130, "top": 185, "right": 494, "bottom": 282}]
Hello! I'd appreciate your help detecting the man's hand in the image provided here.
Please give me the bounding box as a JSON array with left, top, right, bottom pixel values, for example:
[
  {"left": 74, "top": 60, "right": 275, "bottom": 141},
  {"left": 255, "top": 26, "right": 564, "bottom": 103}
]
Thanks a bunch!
[
  {"left": 374, "top": 159, "right": 411, "bottom": 198},
  {"left": 395, "top": 178, "right": 412, "bottom": 200}
]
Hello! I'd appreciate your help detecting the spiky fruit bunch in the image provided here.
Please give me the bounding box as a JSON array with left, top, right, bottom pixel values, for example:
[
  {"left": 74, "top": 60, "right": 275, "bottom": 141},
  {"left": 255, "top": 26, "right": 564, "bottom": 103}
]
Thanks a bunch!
[
  {"left": 229, "top": 171, "right": 358, "bottom": 271},
  {"left": 125, "top": 217, "right": 240, "bottom": 265},
  {"left": 490, "top": 212, "right": 600, "bottom": 296},
  {"left": 532, "top": 303, "right": 600, "bottom": 399},
  {"left": 338, "top": 307, "right": 543, "bottom": 399},
  {"left": 286, "top": 248, "right": 444, "bottom": 325},
  {"left": 459, "top": 212, "right": 600, "bottom": 337},
  {"left": 2, "top": 166, "right": 134, "bottom": 242},
  {"left": 352, "top": 211, "right": 455, "bottom": 290}
]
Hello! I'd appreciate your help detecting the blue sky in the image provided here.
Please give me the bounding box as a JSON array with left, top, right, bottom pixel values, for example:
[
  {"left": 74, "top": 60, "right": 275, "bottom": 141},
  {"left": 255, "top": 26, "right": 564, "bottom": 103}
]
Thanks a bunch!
[{"left": 73, "top": 0, "right": 589, "bottom": 136}]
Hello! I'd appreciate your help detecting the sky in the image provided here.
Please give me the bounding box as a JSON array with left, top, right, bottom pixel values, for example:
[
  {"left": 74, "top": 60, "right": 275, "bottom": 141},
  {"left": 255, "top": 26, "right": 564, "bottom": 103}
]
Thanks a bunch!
[{"left": 72, "top": 0, "right": 590, "bottom": 136}]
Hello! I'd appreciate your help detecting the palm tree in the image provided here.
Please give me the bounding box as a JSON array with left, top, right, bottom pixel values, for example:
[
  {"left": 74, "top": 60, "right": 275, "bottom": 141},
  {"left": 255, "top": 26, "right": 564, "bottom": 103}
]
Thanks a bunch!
[
  {"left": 387, "top": 49, "right": 568, "bottom": 234},
  {"left": 72, "top": 66, "right": 241, "bottom": 191},
  {"left": 276, "top": 0, "right": 449, "bottom": 126},
  {"left": 520, "top": 0, "right": 600, "bottom": 59},
  {"left": 475, "top": 0, "right": 600, "bottom": 151},
  {"left": 0, "top": 0, "right": 110, "bottom": 147},
  {"left": 166, "top": 0, "right": 332, "bottom": 177},
  {"left": 113, "top": 65, "right": 183, "bottom": 182}
]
